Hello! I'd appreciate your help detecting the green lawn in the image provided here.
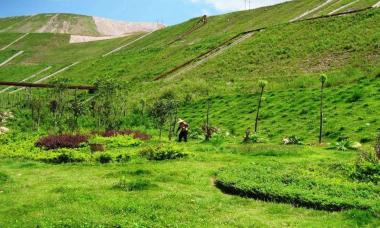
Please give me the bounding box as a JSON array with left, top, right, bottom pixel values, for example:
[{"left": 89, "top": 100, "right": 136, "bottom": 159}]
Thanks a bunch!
[{"left": 0, "top": 142, "right": 378, "bottom": 227}]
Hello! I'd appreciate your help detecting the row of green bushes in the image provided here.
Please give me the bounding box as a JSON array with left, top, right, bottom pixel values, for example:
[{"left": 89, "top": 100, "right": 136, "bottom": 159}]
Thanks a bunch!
[{"left": 215, "top": 160, "right": 380, "bottom": 212}]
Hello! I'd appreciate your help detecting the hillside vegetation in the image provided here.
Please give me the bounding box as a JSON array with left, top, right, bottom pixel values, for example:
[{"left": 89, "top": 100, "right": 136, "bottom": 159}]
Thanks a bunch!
[{"left": 0, "top": 0, "right": 379, "bottom": 226}]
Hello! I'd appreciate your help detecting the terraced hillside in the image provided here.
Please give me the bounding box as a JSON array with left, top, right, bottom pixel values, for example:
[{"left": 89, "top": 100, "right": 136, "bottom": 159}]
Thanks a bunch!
[
  {"left": 0, "top": 0, "right": 379, "bottom": 143},
  {"left": 0, "top": 1, "right": 379, "bottom": 226}
]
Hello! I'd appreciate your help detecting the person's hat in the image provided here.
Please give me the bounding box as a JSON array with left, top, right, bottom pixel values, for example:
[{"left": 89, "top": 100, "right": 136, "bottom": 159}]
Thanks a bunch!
[{"left": 178, "top": 118, "right": 185, "bottom": 124}]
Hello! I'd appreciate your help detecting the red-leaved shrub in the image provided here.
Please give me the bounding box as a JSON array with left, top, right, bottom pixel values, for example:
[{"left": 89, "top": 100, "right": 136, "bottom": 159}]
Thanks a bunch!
[
  {"left": 36, "top": 134, "right": 88, "bottom": 150},
  {"left": 100, "top": 130, "right": 151, "bottom": 141}
]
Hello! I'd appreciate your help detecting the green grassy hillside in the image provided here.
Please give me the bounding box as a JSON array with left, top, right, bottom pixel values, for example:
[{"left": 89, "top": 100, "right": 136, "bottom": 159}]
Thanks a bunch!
[
  {"left": 0, "top": 0, "right": 377, "bottom": 144},
  {"left": 0, "top": 33, "right": 143, "bottom": 84},
  {"left": 0, "top": 13, "right": 99, "bottom": 36},
  {"left": 47, "top": 8, "right": 378, "bottom": 144},
  {"left": 0, "top": 1, "right": 379, "bottom": 227}
]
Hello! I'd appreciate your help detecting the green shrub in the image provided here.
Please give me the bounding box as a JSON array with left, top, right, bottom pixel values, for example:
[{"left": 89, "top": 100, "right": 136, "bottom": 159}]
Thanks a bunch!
[
  {"left": 350, "top": 151, "right": 380, "bottom": 183},
  {"left": 97, "top": 153, "right": 113, "bottom": 164},
  {"left": 346, "top": 89, "right": 363, "bottom": 103},
  {"left": 329, "top": 140, "right": 355, "bottom": 151},
  {"left": 215, "top": 162, "right": 379, "bottom": 211},
  {"left": 89, "top": 135, "right": 141, "bottom": 149},
  {"left": 139, "top": 145, "right": 187, "bottom": 161},
  {"left": 244, "top": 134, "right": 269, "bottom": 144},
  {"left": 115, "top": 153, "right": 131, "bottom": 163},
  {"left": 282, "top": 135, "right": 304, "bottom": 145},
  {"left": 113, "top": 179, "right": 156, "bottom": 191},
  {"left": 0, "top": 172, "right": 9, "bottom": 185},
  {"left": 44, "top": 152, "right": 85, "bottom": 164}
]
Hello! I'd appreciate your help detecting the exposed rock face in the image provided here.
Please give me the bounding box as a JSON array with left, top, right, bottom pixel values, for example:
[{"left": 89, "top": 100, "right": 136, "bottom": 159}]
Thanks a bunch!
[
  {"left": 69, "top": 34, "right": 126, "bottom": 43},
  {"left": 0, "top": 111, "right": 12, "bottom": 134},
  {"left": 93, "top": 16, "right": 165, "bottom": 36}
]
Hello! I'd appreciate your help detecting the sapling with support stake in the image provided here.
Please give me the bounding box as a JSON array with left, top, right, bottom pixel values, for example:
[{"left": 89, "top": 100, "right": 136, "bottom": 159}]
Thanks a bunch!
[
  {"left": 254, "top": 80, "right": 268, "bottom": 134},
  {"left": 319, "top": 74, "right": 327, "bottom": 144}
]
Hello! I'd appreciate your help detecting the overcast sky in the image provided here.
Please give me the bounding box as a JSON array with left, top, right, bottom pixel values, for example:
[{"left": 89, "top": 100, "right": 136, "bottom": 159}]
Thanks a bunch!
[{"left": 0, "top": 0, "right": 290, "bottom": 25}]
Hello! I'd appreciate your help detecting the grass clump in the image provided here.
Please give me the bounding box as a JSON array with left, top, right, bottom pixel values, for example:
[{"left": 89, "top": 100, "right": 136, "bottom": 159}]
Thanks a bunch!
[
  {"left": 89, "top": 135, "right": 142, "bottom": 149},
  {"left": 215, "top": 161, "right": 380, "bottom": 212},
  {"left": 350, "top": 151, "right": 380, "bottom": 184},
  {"left": 96, "top": 153, "right": 113, "bottom": 164},
  {"left": 113, "top": 179, "right": 156, "bottom": 192},
  {"left": 42, "top": 151, "right": 86, "bottom": 164},
  {"left": 0, "top": 172, "right": 9, "bottom": 185},
  {"left": 139, "top": 145, "right": 188, "bottom": 161}
]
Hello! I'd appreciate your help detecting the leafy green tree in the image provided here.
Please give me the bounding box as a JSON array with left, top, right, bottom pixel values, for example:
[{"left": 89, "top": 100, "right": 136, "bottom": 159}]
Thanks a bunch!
[
  {"left": 93, "top": 77, "right": 126, "bottom": 130},
  {"left": 254, "top": 80, "right": 268, "bottom": 134},
  {"left": 319, "top": 74, "right": 327, "bottom": 144},
  {"left": 49, "top": 79, "right": 69, "bottom": 133},
  {"left": 67, "top": 96, "right": 84, "bottom": 131},
  {"left": 150, "top": 91, "right": 178, "bottom": 141}
]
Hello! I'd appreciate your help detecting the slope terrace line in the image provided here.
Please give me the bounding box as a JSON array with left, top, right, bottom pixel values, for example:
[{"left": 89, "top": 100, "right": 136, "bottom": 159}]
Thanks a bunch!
[
  {"left": 290, "top": 0, "right": 334, "bottom": 22},
  {"left": 10, "top": 62, "right": 80, "bottom": 94},
  {"left": 0, "top": 51, "right": 24, "bottom": 67},
  {"left": 163, "top": 32, "right": 255, "bottom": 81},
  {"left": 154, "top": 7, "right": 373, "bottom": 81},
  {"left": 0, "top": 66, "right": 52, "bottom": 93},
  {"left": 103, "top": 32, "right": 154, "bottom": 57},
  {"left": 154, "top": 29, "right": 258, "bottom": 81},
  {"left": 328, "top": 0, "right": 360, "bottom": 15},
  {"left": 0, "top": 33, "right": 29, "bottom": 51},
  {"left": 168, "top": 15, "right": 207, "bottom": 45}
]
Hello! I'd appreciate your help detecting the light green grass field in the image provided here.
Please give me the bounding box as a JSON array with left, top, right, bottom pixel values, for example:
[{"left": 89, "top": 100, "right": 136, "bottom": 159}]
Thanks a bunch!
[{"left": 0, "top": 143, "right": 378, "bottom": 227}]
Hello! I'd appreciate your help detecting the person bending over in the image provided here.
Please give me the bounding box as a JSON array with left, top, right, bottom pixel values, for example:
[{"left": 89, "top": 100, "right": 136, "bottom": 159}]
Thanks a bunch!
[{"left": 177, "top": 119, "right": 189, "bottom": 142}]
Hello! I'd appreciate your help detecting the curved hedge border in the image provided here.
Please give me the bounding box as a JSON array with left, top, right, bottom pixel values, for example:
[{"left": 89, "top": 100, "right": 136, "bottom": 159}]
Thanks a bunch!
[{"left": 215, "top": 162, "right": 379, "bottom": 212}]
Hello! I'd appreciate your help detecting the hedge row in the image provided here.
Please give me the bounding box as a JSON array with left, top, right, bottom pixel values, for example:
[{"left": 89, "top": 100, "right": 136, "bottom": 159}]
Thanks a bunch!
[{"left": 215, "top": 162, "right": 380, "bottom": 212}]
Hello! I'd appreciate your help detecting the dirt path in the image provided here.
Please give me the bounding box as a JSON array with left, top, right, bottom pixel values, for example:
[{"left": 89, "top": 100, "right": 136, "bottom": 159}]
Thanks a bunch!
[
  {"left": 0, "top": 66, "right": 52, "bottom": 93},
  {"left": 168, "top": 16, "right": 207, "bottom": 45},
  {"left": 289, "top": 0, "right": 334, "bottom": 22},
  {"left": 0, "top": 33, "right": 29, "bottom": 51},
  {"left": 328, "top": 0, "right": 359, "bottom": 15},
  {"left": 102, "top": 32, "right": 153, "bottom": 57},
  {"left": 374, "top": 1, "right": 380, "bottom": 7},
  {"left": 0, "top": 51, "right": 23, "bottom": 67}
]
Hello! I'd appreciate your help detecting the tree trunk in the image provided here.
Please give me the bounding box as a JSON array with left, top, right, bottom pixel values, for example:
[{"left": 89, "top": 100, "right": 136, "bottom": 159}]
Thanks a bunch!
[
  {"left": 159, "top": 126, "right": 163, "bottom": 141},
  {"left": 254, "top": 87, "right": 264, "bottom": 134},
  {"left": 319, "top": 82, "right": 325, "bottom": 144},
  {"left": 205, "top": 98, "right": 211, "bottom": 141}
]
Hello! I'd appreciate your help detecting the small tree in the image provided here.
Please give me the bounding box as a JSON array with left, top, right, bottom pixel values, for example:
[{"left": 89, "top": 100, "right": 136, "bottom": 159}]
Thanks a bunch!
[
  {"left": 254, "top": 80, "right": 268, "bottom": 134},
  {"left": 49, "top": 79, "right": 69, "bottom": 133},
  {"left": 204, "top": 96, "right": 212, "bottom": 141},
  {"left": 93, "top": 77, "right": 125, "bottom": 130},
  {"left": 29, "top": 96, "right": 44, "bottom": 130},
  {"left": 149, "top": 91, "right": 178, "bottom": 141},
  {"left": 375, "top": 132, "right": 380, "bottom": 160},
  {"left": 319, "top": 74, "right": 327, "bottom": 144},
  {"left": 68, "top": 97, "right": 84, "bottom": 131}
]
